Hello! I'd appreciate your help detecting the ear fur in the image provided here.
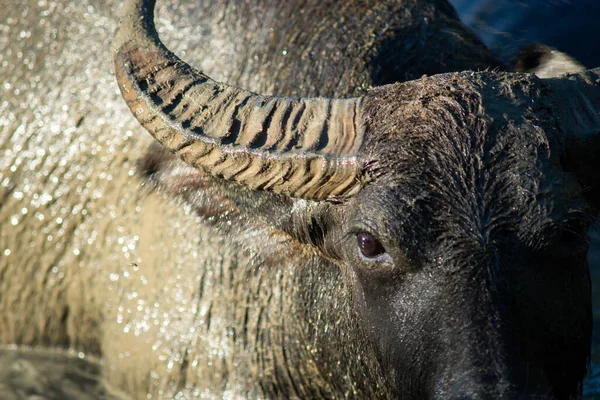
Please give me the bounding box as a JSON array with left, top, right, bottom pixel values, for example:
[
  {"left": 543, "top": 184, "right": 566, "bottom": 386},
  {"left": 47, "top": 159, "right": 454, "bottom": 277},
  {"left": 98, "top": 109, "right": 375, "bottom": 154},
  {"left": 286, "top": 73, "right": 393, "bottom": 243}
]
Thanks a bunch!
[
  {"left": 137, "top": 143, "right": 336, "bottom": 254},
  {"left": 138, "top": 142, "right": 243, "bottom": 224}
]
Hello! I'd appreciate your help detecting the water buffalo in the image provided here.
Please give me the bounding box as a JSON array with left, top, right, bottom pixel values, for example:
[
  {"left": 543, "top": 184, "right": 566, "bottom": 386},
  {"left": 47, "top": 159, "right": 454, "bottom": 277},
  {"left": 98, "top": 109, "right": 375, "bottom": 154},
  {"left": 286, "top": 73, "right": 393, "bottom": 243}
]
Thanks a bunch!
[{"left": 1, "top": 0, "right": 599, "bottom": 398}]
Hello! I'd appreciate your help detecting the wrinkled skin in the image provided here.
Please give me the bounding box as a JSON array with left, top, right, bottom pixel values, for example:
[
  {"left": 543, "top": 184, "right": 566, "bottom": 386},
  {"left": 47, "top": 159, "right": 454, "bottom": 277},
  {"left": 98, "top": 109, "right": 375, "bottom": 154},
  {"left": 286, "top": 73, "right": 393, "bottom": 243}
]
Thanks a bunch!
[{"left": 0, "top": 0, "right": 598, "bottom": 399}]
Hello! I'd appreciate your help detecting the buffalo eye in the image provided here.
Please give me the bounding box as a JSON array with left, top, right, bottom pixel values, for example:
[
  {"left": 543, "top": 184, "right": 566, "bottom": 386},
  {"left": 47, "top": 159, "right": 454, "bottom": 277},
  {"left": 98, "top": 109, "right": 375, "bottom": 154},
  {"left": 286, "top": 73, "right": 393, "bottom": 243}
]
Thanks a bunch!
[{"left": 356, "top": 232, "right": 386, "bottom": 259}]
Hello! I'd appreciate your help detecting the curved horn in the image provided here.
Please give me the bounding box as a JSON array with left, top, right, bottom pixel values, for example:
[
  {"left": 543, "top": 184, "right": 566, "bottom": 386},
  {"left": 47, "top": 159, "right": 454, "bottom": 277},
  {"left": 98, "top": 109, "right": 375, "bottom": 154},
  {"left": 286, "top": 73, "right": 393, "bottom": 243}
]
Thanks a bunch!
[
  {"left": 113, "top": 0, "right": 366, "bottom": 201},
  {"left": 545, "top": 67, "right": 600, "bottom": 206}
]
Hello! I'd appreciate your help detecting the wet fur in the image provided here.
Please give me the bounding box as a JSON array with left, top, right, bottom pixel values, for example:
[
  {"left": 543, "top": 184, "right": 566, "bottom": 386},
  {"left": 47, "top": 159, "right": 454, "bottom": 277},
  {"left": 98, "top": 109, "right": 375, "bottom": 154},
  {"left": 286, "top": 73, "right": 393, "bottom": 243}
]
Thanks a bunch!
[
  {"left": 135, "top": 0, "right": 599, "bottom": 398},
  {"left": 0, "top": 0, "right": 595, "bottom": 398},
  {"left": 139, "top": 6, "right": 595, "bottom": 398}
]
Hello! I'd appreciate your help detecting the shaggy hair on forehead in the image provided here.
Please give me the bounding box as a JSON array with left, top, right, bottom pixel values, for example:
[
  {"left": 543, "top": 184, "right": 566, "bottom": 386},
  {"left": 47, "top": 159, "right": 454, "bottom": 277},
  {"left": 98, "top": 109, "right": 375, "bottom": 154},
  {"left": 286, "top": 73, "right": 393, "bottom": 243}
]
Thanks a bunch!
[{"left": 360, "top": 71, "right": 588, "bottom": 266}]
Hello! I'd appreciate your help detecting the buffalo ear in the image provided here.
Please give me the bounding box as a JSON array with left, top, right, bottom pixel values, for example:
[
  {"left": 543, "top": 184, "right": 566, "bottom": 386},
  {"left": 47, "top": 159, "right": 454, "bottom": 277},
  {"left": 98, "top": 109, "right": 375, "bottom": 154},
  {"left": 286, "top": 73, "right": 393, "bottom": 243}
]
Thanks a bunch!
[
  {"left": 137, "top": 142, "right": 334, "bottom": 249},
  {"left": 137, "top": 142, "right": 243, "bottom": 224}
]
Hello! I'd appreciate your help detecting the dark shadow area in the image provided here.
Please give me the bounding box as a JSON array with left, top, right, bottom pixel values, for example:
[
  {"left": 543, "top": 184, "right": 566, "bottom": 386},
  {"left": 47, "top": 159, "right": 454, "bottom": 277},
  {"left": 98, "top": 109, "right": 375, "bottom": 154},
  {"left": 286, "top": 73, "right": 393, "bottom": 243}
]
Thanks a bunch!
[{"left": 448, "top": 1, "right": 600, "bottom": 397}]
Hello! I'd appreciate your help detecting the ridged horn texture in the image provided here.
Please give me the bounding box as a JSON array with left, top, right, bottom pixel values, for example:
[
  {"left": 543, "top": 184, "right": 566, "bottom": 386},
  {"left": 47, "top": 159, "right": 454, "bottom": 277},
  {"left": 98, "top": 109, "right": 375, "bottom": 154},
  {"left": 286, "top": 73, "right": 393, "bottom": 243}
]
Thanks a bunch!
[{"left": 113, "top": 0, "right": 366, "bottom": 201}]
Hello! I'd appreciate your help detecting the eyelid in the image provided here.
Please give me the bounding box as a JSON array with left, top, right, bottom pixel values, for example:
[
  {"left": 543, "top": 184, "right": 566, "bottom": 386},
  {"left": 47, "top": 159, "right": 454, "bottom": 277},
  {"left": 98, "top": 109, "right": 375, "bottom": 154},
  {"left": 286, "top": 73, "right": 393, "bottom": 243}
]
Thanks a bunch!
[{"left": 349, "top": 220, "right": 380, "bottom": 236}]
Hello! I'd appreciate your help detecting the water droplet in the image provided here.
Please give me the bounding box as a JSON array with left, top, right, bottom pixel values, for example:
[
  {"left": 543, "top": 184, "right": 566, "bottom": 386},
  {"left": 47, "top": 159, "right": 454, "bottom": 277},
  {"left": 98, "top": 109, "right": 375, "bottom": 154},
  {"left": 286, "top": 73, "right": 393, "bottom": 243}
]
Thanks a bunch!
[{"left": 40, "top": 193, "right": 53, "bottom": 205}]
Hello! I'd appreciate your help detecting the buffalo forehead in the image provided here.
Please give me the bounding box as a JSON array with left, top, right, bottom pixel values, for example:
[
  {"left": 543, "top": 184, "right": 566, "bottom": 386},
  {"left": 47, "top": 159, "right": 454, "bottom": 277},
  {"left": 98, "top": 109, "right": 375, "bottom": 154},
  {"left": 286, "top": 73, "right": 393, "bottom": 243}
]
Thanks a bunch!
[{"left": 360, "top": 72, "right": 581, "bottom": 260}]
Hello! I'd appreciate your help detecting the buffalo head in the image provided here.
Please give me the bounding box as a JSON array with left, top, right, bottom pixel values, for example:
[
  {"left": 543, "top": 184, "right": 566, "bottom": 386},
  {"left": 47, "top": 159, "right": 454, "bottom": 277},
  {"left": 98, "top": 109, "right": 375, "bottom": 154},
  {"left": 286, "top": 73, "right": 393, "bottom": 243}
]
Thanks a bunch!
[{"left": 114, "top": 0, "right": 600, "bottom": 398}]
